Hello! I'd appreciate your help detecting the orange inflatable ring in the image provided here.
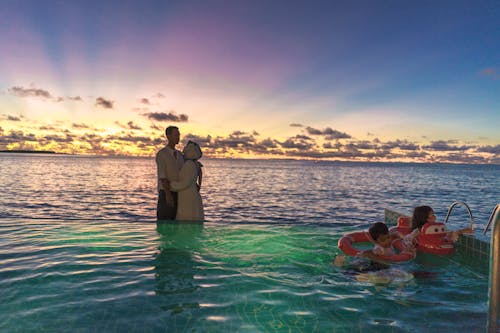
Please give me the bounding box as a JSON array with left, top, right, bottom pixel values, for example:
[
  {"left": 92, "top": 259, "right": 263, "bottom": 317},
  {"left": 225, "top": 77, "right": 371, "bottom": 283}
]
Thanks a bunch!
[
  {"left": 338, "top": 231, "right": 371, "bottom": 256},
  {"left": 338, "top": 230, "right": 415, "bottom": 263}
]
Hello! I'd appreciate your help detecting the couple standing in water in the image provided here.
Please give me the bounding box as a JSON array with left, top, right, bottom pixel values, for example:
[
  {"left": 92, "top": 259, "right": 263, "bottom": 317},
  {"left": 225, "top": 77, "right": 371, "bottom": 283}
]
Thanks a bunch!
[{"left": 155, "top": 126, "right": 204, "bottom": 222}]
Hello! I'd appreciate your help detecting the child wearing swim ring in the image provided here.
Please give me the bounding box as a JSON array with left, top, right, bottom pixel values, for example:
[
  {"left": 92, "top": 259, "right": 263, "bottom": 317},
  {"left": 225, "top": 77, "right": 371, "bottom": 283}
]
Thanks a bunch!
[
  {"left": 403, "top": 205, "right": 473, "bottom": 250},
  {"left": 362, "top": 222, "right": 396, "bottom": 261}
]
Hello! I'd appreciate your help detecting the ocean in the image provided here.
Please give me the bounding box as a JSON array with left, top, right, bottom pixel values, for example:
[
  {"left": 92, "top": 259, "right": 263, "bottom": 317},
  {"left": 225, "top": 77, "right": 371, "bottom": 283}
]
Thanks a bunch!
[
  {"left": 1, "top": 153, "right": 499, "bottom": 332},
  {"left": 0, "top": 153, "right": 498, "bottom": 229}
]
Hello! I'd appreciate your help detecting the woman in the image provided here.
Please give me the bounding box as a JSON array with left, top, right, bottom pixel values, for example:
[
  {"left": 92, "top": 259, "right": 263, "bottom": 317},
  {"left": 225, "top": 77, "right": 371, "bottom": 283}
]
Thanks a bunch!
[{"left": 169, "top": 141, "right": 204, "bottom": 221}]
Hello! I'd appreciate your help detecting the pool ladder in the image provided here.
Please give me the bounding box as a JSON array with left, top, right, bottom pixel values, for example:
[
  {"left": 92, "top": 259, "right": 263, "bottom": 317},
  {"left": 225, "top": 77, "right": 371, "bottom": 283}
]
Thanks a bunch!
[
  {"left": 444, "top": 200, "right": 475, "bottom": 230},
  {"left": 483, "top": 203, "right": 500, "bottom": 332},
  {"left": 444, "top": 201, "right": 500, "bottom": 331}
]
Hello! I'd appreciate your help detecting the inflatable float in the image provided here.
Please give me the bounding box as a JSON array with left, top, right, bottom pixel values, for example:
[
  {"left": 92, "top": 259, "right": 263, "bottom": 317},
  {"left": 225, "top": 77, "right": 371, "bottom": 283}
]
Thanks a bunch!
[
  {"left": 415, "top": 222, "right": 455, "bottom": 255},
  {"left": 338, "top": 229, "right": 414, "bottom": 263},
  {"left": 339, "top": 216, "right": 457, "bottom": 260},
  {"left": 390, "top": 216, "right": 455, "bottom": 255}
]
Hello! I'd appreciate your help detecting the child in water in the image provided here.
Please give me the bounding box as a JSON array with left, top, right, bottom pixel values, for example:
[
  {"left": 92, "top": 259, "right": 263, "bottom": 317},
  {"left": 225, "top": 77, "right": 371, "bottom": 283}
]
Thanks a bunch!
[
  {"left": 403, "top": 205, "right": 473, "bottom": 250},
  {"left": 363, "top": 222, "right": 397, "bottom": 261},
  {"left": 334, "top": 222, "right": 415, "bottom": 284},
  {"left": 334, "top": 222, "right": 396, "bottom": 269}
]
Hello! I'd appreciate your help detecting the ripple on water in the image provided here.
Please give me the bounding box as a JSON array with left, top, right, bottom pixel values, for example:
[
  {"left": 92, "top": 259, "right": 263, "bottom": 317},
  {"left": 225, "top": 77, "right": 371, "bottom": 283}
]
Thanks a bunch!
[{"left": 0, "top": 217, "right": 491, "bottom": 332}]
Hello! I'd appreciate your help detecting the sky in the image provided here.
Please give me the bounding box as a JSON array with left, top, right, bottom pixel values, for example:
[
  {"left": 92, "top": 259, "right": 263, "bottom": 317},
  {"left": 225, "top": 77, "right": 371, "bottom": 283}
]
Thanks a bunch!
[{"left": 0, "top": 0, "right": 498, "bottom": 163}]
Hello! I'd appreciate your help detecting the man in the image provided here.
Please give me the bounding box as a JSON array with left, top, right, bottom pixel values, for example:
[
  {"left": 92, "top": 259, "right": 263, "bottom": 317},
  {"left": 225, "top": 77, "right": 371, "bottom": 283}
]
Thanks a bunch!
[{"left": 155, "top": 126, "right": 184, "bottom": 220}]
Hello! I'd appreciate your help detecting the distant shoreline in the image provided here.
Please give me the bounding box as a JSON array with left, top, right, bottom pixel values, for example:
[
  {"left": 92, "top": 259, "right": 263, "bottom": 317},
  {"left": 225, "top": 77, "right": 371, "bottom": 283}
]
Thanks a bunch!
[
  {"left": 0, "top": 150, "right": 498, "bottom": 166},
  {"left": 0, "top": 150, "right": 58, "bottom": 154}
]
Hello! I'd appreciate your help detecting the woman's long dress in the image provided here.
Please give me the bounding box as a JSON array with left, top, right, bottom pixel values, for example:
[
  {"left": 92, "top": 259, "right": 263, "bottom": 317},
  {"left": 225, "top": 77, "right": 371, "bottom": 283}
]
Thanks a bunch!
[{"left": 170, "top": 160, "right": 204, "bottom": 221}]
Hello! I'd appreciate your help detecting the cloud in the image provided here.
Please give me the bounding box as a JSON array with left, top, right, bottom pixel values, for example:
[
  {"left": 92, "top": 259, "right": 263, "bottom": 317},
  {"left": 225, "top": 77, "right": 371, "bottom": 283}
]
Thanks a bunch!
[
  {"left": 95, "top": 97, "right": 114, "bottom": 109},
  {"left": 404, "top": 151, "right": 429, "bottom": 158},
  {"left": 284, "top": 146, "right": 383, "bottom": 159},
  {"left": 349, "top": 140, "right": 377, "bottom": 150},
  {"left": 6, "top": 85, "right": 84, "bottom": 103},
  {"left": 8, "top": 86, "right": 52, "bottom": 99},
  {"left": 72, "top": 123, "right": 90, "bottom": 129},
  {"left": 423, "top": 140, "right": 475, "bottom": 152},
  {"left": 139, "top": 98, "right": 150, "bottom": 105},
  {"left": 211, "top": 130, "right": 257, "bottom": 148},
  {"left": 306, "top": 126, "right": 351, "bottom": 139},
  {"left": 154, "top": 93, "right": 165, "bottom": 98},
  {"left": 0, "top": 130, "right": 37, "bottom": 144},
  {"left": 290, "top": 123, "right": 303, "bottom": 127},
  {"left": 39, "top": 125, "right": 58, "bottom": 130},
  {"left": 476, "top": 145, "right": 500, "bottom": 155},
  {"left": 1, "top": 117, "right": 497, "bottom": 163},
  {"left": 41, "top": 134, "right": 75, "bottom": 143},
  {"left": 305, "top": 126, "right": 322, "bottom": 135},
  {"left": 323, "top": 127, "right": 352, "bottom": 139},
  {"left": 7, "top": 115, "right": 21, "bottom": 121},
  {"left": 106, "top": 133, "right": 153, "bottom": 143},
  {"left": 381, "top": 139, "right": 420, "bottom": 151},
  {"left": 113, "top": 122, "right": 122, "bottom": 128},
  {"left": 280, "top": 135, "right": 315, "bottom": 150},
  {"left": 151, "top": 137, "right": 164, "bottom": 145},
  {"left": 259, "top": 138, "right": 279, "bottom": 149},
  {"left": 323, "top": 141, "right": 342, "bottom": 149},
  {"left": 249, "top": 138, "right": 282, "bottom": 155},
  {"left": 114, "top": 121, "right": 142, "bottom": 130},
  {"left": 133, "top": 107, "right": 150, "bottom": 112},
  {"left": 432, "top": 153, "right": 487, "bottom": 164},
  {"left": 127, "top": 121, "right": 142, "bottom": 130},
  {"left": 143, "top": 111, "right": 189, "bottom": 122},
  {"left": 182, "top": 133, "right": 212, "bottom": 146},
  {"left": 150, "top": 124, "right": 163, "bottom": 131}
]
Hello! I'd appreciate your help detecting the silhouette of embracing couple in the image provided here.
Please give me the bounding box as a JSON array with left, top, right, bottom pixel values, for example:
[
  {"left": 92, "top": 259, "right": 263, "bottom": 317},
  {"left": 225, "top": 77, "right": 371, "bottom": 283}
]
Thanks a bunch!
[{"left": 155, "top": 126, "right": 204, "bottom": 222}]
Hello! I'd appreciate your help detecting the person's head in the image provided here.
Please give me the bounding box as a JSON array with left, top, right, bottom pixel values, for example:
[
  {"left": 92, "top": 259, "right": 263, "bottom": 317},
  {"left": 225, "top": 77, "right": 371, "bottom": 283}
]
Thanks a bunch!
[
  {"left": 369, "top": 222, "right": 391, "bottom": 248},
  {"left": 165, "top": 126, "right": 180, "bottom": 147},
  {"left": 183, "top": 140, "right": 202, "bottom": 160},
  {"left": 411, "top": 205, "right": 435, "bottom": 230}
]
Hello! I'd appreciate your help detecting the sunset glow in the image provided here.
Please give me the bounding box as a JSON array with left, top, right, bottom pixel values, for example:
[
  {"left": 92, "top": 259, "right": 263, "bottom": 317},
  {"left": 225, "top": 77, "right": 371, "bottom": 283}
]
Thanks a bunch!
[{"left": 1, "top": 0, "right": 498, "bottom": 163}]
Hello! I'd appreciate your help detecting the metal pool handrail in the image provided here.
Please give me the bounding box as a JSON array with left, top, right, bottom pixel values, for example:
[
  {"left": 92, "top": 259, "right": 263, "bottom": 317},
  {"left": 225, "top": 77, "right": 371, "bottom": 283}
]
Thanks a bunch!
[
  {"left": 485, "top": 203, "right": 500, "bottom": 332},
  {"left": 444, "top": 201, "right": 475, "bottom": 231},
  {"left": 483, "top": 204, "right": 500, "bottom": 236}
]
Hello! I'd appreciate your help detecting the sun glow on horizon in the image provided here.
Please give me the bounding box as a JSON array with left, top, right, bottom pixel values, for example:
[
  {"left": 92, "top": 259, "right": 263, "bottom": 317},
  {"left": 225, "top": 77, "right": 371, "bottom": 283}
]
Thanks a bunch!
[{"left": 0, "top": 0, "right": 498, "bottom": 164}]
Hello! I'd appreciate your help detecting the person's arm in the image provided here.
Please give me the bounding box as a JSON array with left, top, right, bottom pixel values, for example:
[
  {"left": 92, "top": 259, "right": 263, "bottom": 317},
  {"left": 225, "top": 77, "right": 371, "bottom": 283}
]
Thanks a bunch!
[
  {"left": 360, "top": 250, "right": 378, "bottom": 261},
  {"left": 160, "top": 178, "right": 174, "bottom": 206},
  {"left": 456, "top": 227, "right": 474, "bottom": 234},
  {"left": 160, "top": 178, "right": 170, "bottom": 191},
  {"left": 170, "top": 162, "right": 197, "bottom": 192},
  {"left": 157, "top": 152, "right": 175, "bottom": 206},
  {"left": 447, "top": 227, "right": 474, "bottom": 242},
  {"left": 360, "top": 250, "right": 393, "bottom": 264},
  {"left": 402, "top": 229, "right": 420, "bottom": 249},
  {"left": 196, "top": 161, "right": 202, "bottom": 191}
]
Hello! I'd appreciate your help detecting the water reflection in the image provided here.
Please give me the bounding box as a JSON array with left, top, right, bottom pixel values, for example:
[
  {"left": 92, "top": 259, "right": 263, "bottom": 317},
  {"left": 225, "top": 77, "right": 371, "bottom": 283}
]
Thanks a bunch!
[
  {"left": 154, "top": 223, "right": 204, "bottom": 316},
  {"left": 1, "top": 155, "right": 498, "bottom": 228}
]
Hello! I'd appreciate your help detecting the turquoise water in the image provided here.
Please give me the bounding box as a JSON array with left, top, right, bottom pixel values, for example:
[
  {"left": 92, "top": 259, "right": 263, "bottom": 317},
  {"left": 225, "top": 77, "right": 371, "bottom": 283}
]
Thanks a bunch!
[
  {"left": 0, "top": 154, "right": 498, "bottom": 332},
  {"left": 1, "top": 219, "right": 488, "bottom": 332}
]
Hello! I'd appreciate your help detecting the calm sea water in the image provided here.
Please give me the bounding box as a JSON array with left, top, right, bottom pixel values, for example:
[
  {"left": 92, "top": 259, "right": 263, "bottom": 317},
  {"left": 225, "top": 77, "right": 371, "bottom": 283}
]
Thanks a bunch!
[
  {"left": 0, "top": 154, "right": 498, "bottom": 227},
  {"left": 1, "top": 154, "right": 499, "bottom": 332}
]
